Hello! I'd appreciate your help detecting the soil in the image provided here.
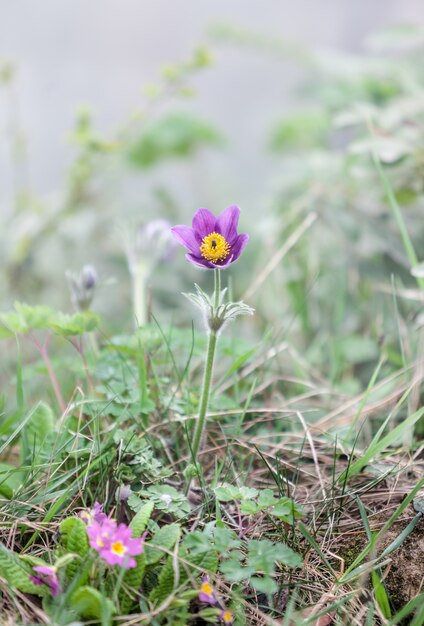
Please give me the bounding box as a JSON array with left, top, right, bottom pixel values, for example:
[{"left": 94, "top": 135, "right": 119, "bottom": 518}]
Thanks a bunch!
[{"left": 336, "top": 506, "right": 424, "bottom": 621}]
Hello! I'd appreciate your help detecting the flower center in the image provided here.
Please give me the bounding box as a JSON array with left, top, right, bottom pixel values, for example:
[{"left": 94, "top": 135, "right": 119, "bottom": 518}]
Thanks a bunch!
[
  {"left": 200, "top": 232, "right": 230, "bottom": 263},
  {"left": 222, "top": 610, "right": 234, "bottom": 623},
  {"left": 200, "top": 582, "right": 213, "bottom": 595},
  {"left": 111, "top": 541, "right": 126, "bottom": 556}
]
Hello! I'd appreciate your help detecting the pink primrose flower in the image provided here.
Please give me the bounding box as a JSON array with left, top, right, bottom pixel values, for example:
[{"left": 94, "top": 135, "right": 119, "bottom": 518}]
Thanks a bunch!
[{"left": 29, "top": 565, "right": 60, "bottom": 596}]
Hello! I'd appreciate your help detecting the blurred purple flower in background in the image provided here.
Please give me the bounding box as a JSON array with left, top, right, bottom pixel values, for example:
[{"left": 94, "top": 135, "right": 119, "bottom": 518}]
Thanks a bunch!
[
  {"left": 79, "top": 501, "right": 108, "bottom": 525},
  {"left": 125, "top": 218, "right": 177, "bottom": 326},
  {"left": 220, "top": 608, "right": 234, "bottom": 624},
  {"left": 171, "top": 205, "right": 248, "bottom": 269},
  {"left": 198, "top": 575, "right": 217, "bottom": 604},
  {"left": 66, "top": 264, "right": 98, "bottom": 311},
  {"left": 30, "top": 565, "right": 60, "bottom": 596}
]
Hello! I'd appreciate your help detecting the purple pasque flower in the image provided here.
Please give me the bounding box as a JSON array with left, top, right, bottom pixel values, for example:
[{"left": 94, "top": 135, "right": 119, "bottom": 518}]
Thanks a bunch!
[
  {"left": 220, "top": 609, "right": 234, "bottom": 624},
  {"left": 171, "top": 206, "right": 249, "bottom": 269},
  {"left": 87, "top": 518, "right": 147, "bottom": 570},
  {"left": 79, "top": 501, "right": 108, "bottom": 526},
  {"left": 198, "top": 575, "right": 217, "bottom": 605},
  {"left": 30, "top": 565, "right": 60, "bottom": 597}
]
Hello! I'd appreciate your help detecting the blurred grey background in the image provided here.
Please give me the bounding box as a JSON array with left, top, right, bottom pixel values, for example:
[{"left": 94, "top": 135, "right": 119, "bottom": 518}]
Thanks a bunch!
[{"left": 1, "top": 0, "right": 424, "bottom": 214}]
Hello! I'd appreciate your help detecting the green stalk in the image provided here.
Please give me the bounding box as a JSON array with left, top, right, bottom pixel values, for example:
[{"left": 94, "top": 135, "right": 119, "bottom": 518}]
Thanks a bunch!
[
  {"left": 214, "top": 267, "right": 220, "bottom": 308},
  {"left": 133, "top": 264, "right": 147, "bottom": 328},
  {"left": 372, "top": 150, "right": 424, "bottom": 291},
  {"left": 190, "top": 269, "right": 220, "bottom": 463}
]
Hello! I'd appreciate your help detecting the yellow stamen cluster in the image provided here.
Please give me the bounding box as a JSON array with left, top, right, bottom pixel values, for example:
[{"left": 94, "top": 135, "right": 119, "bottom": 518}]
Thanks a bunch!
[
  {"left": 111, "top": 541, "right": 126, "bottom": 556},
  {"left": 201, "top": 581, "right": 213, "bottom": 595},
  {"left": 222, "top": 610, "right": 234, "bottom": 623},
  {"left": 200, "top": 232, "right": 230, "bottom": 263}
]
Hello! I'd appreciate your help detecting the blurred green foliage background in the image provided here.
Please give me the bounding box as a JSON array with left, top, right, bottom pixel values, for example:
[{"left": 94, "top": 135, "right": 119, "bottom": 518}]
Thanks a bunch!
[{"left": 1, "top": 6, "right": 424, "bottom": 405}]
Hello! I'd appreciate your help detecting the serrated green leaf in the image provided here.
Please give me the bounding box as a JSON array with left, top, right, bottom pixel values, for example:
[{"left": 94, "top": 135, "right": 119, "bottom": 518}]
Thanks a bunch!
[
  {"left": 0, "top": 312, "right": 26, "bottom": 337},
  {"left": 14, "top": 303, "right": 55, "bottom": 330},
  {"left": 0, "top": 543, "right": 48, "bottom": 596},
  {"left": 119, "top": 552, "right": 146, "bottom": 614},
  {"left": 22, "top": 402, "right": 55, "bottom": 463},
  {"left": 60, "top": 517, "right": 89, "bottom": 584},
  {"left": 59, "top": 517, "right": 81, "bottom": 549},
  {"left": 273, "top": 542, "right": 303, "bottom": 568},
  {"left": 250, "top": 575, "right": 278, "bottom": 594},
  {"left": 144, "top": 523, "right": 180, "bottom": 565},
  {"left": 51, "top": 311, "right": 100, "bottom": 337},
  {"left": 130, "top": 501, "right": 154, "bottom": 536},
  {"left": 214, "top": 484, "right": 258, "bottom": 502}
]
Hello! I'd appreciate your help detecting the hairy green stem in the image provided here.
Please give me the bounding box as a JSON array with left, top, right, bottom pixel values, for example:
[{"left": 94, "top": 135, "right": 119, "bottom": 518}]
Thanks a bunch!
[
  {"left": 214, "top": 267, "right": 220, "bottom": 308},
  {"left": 190, "top": 269, "right": 221, "bottom": 463},
  {"left": 133, "top": 266, "right": 147, "bottom": 328}
]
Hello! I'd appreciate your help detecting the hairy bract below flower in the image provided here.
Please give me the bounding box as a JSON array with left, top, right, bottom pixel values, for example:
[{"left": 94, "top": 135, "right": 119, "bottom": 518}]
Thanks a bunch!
[
  {"left": 171, "top": 205, "right": 249, "bottom": 269},
  {"left": 30, "top": 565, "right": 60, "bottom": 596}
]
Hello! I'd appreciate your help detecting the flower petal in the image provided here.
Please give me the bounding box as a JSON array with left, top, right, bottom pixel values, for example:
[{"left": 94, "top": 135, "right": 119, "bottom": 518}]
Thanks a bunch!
[
  {"left": 209, "top": 255, "right": 234, "bottom": 269},
  {"left": 216, "top": 205, "right": 240, "bottom": 243},
  {"left": 171, "top": 226, "right": 200, "bottom": 253},
  {"left": 185, "top": 253, "right": 213, "bottom": 269},
  {"left": 229, "top": 233, "right": 249, "bottom": 261},
  {"left": 192, "top": 208, "right": 217, "bottom": 238}
]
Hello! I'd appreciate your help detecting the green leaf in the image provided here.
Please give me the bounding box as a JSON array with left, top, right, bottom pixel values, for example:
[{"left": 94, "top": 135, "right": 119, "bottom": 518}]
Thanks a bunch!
[
  {"left": 128, "top": 112, "right": 222, "bottom": 168},
  {"left": 257, "top": 489, "right": 277, "bottom": 507},
  {"left": 184, "top": 526, "right": 240, "bottom": 557},
  {"left": 214, "top": 484, "right": 258, "bottom": 502},
  {"left": 338, "top": 407, "right": 424, "bottom": 482},
  {"left": 51, "top": 311, "right": 100, "bottom": 336},
  {"left": 130, "top": 501, "right": 154, "bottom": 536},
  {"left": 59, "top": 517, "right": 89, "bottom": 584},
  {"left": 372, "top": 569, "right": 391, "bottom": 619},
  {"left": 70, "top": 585, "right": 116, "bottom": 618},
  {"left": 135, "top": 485, "right": 190, "bottom": 518},
  {"left": 273, "top": 542, "right": 303, "bottom": 568},
  {"left": 250, "top": 576, "right": 278, "bottom": 594},
  {"left": 0, "top": 312, "right": 26, "bottom": 338},
  {"left": 0, "top": 462, "right": 25, "bottom": 498},
  {"left": 0, "top": 543, "right": 48, "bottom": 596},
  {"left": 270, "top": 110, "right": 330, "bottom": 151},
  {"left": 220, "top": 557, "right": 254, "bottom": 582},
  {"left": 22, "top": 402, "right": 55, "bottom": 463},
  {"left": 119, "top": 553, "right": 146, "bottom": 615},
  {"left": 59, "top": 517, "right": 82, "bottom": 549},
  {"left": 144, "top": 523, "right": 180, "bottom": 566},
  {"left": 338, "top": 335, "right": 379, "bottom": 365}
]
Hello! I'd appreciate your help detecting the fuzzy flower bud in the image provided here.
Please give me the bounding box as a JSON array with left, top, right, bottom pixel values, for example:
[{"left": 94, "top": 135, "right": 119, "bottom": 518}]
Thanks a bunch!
[{"left": 66, "top": 265, "right": 98, "bottom": 311}]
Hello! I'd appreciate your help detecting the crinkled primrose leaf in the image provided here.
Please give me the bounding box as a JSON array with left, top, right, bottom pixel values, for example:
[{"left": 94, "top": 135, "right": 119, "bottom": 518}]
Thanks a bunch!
[
  {"left": 70, "top": 585, "right": 116, "bottom": 619},
  {"left": 0, "top": 544, "right": 49, "bottom": 596}
]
